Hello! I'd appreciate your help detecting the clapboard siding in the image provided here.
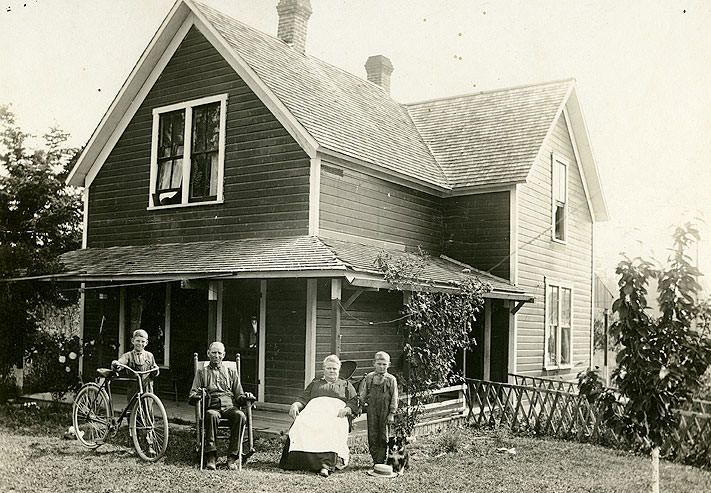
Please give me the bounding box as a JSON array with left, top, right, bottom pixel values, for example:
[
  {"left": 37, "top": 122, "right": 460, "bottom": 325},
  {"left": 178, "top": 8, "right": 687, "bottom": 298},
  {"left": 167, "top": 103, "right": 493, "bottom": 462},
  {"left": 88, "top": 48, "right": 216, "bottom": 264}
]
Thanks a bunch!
[
  {"left": 315, "top": 280, "right": 404, "bottom": 380},
  {"left": 442, "top": 191, "right": 511, "bottom": 280},
  {"left": 87, "top": 26, "right": 310, "bottom": 247},
  {"left": 515, "top": 113, "right": 594, "bottom": 377},
  {"left": 265, "top": 279, "right": 306, "bottom": 404},
  {"left": 319, "top": 161, "right": 442, "bottom": 252}
]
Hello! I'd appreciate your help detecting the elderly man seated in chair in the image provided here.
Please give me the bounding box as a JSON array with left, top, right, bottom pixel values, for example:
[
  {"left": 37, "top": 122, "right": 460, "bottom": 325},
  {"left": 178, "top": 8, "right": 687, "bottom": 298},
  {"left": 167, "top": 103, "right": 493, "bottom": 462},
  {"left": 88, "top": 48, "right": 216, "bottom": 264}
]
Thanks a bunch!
[{"left": 189, "top": 341, "right": 255, "bottom": 471}]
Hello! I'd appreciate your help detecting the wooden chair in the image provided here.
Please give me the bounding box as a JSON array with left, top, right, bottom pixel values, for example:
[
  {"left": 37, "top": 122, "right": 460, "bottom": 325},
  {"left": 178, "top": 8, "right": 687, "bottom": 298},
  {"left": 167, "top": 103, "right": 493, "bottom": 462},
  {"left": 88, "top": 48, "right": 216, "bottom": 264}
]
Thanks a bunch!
[{"left": 193, "top": 352, "right": 255, "bottom": 470}]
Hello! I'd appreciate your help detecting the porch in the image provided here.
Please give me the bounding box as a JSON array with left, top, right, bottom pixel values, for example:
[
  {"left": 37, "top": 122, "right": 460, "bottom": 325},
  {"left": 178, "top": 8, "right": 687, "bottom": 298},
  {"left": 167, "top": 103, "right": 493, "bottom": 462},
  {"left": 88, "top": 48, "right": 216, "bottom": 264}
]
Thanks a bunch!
[{"left": 23, "top": 382, "right": 470, "bottom": 438}]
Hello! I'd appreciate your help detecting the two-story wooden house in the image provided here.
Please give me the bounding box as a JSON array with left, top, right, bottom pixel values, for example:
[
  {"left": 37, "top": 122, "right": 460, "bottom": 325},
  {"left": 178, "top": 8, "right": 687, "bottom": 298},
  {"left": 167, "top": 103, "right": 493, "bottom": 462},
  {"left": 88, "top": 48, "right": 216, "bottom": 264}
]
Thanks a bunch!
[{"left": 58, "top": 0, "right": 607, "bottom": 406}]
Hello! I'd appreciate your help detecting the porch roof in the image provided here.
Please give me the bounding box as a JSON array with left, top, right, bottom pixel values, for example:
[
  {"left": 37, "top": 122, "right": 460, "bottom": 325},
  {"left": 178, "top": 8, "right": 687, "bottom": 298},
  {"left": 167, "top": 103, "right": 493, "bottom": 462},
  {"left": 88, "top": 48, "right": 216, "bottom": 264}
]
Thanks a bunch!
[{"left": 54, "top": 236, "right": 532, "bottom": 301}]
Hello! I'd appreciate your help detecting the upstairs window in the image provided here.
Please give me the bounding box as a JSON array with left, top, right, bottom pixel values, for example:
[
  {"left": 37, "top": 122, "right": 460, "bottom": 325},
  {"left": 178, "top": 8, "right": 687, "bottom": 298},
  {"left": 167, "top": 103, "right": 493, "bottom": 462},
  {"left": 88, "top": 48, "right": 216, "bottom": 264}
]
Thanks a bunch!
[
  {"left": 150, "top": 94, "right": 226, "bottom": 208},
  {"left": 545, "top": 280, "right": 573, "bottom": 369},
  {"left": 551, "top": 154, "right": 568, "bottom": 242}
]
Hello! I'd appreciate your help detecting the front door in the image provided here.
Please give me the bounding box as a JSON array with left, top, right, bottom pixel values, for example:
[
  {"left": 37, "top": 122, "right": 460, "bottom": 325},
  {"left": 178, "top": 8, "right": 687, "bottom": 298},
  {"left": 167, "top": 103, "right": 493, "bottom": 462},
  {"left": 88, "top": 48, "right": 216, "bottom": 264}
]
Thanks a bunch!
[{"left": 222, "top": 280, "right": 261, "bottom": 396}]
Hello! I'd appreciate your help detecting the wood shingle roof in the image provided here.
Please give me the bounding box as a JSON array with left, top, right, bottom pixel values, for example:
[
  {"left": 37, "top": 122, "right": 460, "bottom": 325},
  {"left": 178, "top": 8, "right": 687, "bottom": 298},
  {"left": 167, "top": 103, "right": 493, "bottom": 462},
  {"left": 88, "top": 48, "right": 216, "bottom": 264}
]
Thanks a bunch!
[
  {"left": 57, "top": 235, "right": 528, "bottom": 299},
  {"left": 406, "top": 80, "right": 573, "bottom": 189},
  {"left": 193, "top": 1, "right": 448, "bottom": 188}
]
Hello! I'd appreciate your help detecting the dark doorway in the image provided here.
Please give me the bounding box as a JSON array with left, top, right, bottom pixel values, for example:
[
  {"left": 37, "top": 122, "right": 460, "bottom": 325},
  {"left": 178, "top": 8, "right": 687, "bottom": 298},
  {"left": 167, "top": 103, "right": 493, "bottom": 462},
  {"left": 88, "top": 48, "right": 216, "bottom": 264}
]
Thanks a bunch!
[
  {"left": 222, "top": 280, "right": 260, "bottom": 396},
  {"left": 490, "top": 300, "right": 510, "bottom": 383},
  {"left": 459, "top": 312, "right": 485, "bottom": 380}
]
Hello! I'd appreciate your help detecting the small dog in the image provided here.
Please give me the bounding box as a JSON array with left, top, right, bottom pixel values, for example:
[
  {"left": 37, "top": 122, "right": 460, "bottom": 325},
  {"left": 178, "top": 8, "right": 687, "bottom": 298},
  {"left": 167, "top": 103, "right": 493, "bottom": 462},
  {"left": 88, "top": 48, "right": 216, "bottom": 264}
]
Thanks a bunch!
[{"left": 386, "top": 436, "right": 410, "bottom": 475}]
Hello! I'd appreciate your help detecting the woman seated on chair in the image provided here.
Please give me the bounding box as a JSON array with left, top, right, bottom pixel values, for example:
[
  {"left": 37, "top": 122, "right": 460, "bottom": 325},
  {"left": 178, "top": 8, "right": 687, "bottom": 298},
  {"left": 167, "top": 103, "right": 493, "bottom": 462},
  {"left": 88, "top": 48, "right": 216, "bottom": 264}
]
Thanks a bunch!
[{"left": 279, "top": 354, "right": 359, "bottom": 477}]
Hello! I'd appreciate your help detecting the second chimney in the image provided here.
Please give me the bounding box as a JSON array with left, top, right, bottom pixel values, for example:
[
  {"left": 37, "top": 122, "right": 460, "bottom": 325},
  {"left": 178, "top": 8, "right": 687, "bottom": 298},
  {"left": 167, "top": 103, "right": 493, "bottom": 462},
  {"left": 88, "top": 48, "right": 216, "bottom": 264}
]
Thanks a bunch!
[
  {"left": 276, "top": 0, "right": 312, "bottom": 54},
  {"left": 365, "top": 55, "right": 394, "bottom": 94}
]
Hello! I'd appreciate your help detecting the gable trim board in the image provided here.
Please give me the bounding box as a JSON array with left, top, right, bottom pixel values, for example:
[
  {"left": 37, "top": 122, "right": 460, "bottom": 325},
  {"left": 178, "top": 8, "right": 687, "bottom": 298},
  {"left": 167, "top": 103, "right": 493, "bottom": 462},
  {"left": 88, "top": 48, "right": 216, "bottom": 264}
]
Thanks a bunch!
[
  {"left": 563, "top": 90, "right": 608, "bottom": 221},
  {"left": 81, "top": 188, "right": 89, "bottom": 249}
]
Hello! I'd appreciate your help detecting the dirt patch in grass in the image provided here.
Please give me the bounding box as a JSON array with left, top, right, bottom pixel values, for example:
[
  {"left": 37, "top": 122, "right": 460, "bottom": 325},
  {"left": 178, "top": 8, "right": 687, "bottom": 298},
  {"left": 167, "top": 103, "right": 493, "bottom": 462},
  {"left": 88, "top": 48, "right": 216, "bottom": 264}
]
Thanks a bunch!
[{"left": 1, "top": 405, "right": 710, "bottom": 492}]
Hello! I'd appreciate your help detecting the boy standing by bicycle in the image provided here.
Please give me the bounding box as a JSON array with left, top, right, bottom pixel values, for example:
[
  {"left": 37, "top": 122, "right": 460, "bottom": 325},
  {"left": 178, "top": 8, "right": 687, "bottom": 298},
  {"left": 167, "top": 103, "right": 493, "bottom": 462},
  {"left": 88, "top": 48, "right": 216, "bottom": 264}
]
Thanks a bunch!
[{"left": 112, "top": 329, "right": 159, "bottom": 400}]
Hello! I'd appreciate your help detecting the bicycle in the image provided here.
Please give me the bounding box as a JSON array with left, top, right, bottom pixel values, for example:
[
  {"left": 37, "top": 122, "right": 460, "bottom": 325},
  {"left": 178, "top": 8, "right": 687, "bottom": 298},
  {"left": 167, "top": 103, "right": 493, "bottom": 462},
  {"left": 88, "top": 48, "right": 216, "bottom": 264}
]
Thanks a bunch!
[{"left": 72, "top": 363, "right": 169, "bottom": 461}]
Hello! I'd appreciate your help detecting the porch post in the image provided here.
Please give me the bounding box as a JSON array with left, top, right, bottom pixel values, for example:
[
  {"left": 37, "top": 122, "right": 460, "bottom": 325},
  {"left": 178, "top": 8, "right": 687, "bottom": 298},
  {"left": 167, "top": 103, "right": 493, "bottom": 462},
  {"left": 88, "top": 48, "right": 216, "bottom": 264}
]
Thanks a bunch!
[
  {"left": 330, "top": 278, "right": 341, "bottom": 356},
  {"left": 258, "top": 280, "right": 267, "bottom": 402},
  {"left": 508, "top": 301, "right": 517, "bottom": 382},
  {"left": 215, "top": 280, "right": 223, "bottom": 343},
  {"left": 207, "top": 281, "right": 218, "bottom": 343},
  {"left": 78, "top": 282, "right": 86, "bottom": 375},
  {"left": 483, "top": 298, "right": 492, "bottom": 381},
  {"left": 118, "top": 286, "right": 126, "bottom": 355},
  {"left": 305, "top": 279, "right": 317, "bottom": 383},
  {"left": 164, "top": 283, "right": 171, "bottom": 368}
]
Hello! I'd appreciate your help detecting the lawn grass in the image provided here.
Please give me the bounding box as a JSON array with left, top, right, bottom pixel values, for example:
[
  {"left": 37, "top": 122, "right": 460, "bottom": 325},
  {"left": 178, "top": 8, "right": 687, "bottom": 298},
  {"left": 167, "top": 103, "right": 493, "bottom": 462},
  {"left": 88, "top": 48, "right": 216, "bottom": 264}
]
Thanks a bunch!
[{"left": 1, "top": 403, "right": 710, "bottom": 492}]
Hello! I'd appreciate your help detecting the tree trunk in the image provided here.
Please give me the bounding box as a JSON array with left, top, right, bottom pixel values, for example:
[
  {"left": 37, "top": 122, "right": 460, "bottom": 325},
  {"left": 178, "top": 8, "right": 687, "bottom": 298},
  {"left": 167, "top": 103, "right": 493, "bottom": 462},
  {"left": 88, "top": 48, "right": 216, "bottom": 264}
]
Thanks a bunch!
[{"left": 651, "top": 446, "right": 660, "bottom": 493}]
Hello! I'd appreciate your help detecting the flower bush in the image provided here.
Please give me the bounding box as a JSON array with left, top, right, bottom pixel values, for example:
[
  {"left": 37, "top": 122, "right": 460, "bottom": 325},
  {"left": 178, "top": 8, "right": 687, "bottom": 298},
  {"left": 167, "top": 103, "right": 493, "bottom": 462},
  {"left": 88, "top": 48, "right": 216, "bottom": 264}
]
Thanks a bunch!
[{"left": 24, "top": 330, "right": 83, "bottom": 402}]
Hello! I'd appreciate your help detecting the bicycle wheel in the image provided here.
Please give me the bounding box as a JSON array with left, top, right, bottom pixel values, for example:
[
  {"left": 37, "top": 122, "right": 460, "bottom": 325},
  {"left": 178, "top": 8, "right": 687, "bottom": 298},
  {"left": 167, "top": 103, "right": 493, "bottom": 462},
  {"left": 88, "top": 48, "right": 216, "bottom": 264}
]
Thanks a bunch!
[
  {"left": 72, "top": 383, "right": 111, "bottom": 449},
  {"left": 130, "top": 392, "right": 169, "bottom": 461}
]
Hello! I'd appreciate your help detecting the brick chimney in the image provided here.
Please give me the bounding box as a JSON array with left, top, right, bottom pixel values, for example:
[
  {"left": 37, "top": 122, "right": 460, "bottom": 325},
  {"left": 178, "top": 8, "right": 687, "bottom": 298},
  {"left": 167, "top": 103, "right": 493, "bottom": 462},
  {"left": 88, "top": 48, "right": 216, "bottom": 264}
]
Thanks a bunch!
[
  {"left": 276, "top": 0, "right": 312, "bottom": 53},
  {"left": 364, "top": 55, "right": 394, "bottom": 94}
]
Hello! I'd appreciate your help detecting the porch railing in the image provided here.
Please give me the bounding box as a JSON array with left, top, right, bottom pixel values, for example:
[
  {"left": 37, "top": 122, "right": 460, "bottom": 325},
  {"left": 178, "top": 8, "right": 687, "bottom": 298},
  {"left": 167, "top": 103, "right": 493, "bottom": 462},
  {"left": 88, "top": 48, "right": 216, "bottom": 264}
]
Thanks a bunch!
[{"left": 398, "top": 384, "right": 468, "bottom": 432}]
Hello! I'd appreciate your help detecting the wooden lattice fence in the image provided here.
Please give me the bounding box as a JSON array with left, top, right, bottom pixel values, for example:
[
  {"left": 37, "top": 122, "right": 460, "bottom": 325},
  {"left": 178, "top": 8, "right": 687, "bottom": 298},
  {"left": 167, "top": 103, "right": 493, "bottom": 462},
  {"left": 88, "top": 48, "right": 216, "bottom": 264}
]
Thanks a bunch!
[{"left": 464, "top": 377, "right": 711, "bottom": 468}]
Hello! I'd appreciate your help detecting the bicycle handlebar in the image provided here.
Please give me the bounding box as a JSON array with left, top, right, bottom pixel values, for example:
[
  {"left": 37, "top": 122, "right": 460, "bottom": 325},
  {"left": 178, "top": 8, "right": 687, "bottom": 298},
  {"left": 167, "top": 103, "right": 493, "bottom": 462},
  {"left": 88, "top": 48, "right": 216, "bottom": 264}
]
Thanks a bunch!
[{"left": 112, "top": 362, "right": 160, "bottom": 377}]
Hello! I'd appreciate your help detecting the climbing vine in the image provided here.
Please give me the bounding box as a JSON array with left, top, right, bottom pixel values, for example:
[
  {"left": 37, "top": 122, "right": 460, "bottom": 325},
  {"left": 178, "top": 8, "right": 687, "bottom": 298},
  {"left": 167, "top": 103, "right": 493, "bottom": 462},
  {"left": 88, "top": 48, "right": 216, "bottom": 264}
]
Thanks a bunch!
[{"left": 374, "top": 249, "right": 490, "bottom": 436}]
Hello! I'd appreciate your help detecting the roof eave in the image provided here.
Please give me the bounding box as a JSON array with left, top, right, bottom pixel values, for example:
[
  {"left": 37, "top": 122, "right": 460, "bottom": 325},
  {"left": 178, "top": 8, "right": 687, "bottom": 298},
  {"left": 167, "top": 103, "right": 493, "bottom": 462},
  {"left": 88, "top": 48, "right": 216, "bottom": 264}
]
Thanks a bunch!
[
  {"left": 348, "top": 273, "right": 533, "bottom": 301},
  {"left": 565, "top": 87, "right": 609, "bottom": 222}
]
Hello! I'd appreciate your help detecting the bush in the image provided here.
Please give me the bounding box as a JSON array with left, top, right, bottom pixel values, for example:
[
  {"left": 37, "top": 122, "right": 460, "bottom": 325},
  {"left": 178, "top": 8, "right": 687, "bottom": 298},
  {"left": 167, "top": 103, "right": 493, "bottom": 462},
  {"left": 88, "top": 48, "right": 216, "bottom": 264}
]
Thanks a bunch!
[
  {"left": 0, "top": 364, "right": 19, "bottom": 403},
  {"left": 432, "top": 426, "right": 464, "bottom": 455},
  {"left": 24, "top": 330, "right": 82, "bottom": 401}
]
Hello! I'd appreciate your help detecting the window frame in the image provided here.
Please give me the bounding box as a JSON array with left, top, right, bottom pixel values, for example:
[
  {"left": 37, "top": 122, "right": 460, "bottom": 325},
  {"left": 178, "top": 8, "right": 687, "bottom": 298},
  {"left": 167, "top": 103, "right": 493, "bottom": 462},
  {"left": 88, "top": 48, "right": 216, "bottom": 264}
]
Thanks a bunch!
[
  {"left": 543, "top": 278, "right": 574, "bottom": 370},
  {"left": 551, "top": 153, "right": 568, "bottom": 243},
  {"left": 148, "top": 94, "right": 227, "bottom": 209}
]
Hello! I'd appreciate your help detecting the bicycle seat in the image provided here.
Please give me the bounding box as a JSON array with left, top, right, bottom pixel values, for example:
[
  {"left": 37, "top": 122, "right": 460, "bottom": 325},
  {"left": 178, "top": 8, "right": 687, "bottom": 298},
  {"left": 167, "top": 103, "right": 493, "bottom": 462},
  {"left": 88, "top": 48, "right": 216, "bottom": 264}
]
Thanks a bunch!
[{"left": 96, "top": 368, "right": 116, "bottom": 378}]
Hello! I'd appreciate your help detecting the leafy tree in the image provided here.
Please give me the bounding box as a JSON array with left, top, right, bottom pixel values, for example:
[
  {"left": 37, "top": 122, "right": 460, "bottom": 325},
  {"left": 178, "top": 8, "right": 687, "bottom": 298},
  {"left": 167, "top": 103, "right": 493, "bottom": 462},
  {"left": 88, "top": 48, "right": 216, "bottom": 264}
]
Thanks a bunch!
[
  {"left": 579, "top": 224, "right": 711, "bottom": 491},
  {"left": 0, "top": 104, "right": 82, "bottom": 397}
]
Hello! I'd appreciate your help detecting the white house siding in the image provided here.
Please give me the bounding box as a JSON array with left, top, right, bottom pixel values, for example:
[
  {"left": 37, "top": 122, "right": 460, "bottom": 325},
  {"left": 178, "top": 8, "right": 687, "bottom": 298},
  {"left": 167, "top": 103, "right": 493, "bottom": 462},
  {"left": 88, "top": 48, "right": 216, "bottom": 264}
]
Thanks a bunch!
[{"left": 515, "top": 112, "right": 594, "bottom": 377}]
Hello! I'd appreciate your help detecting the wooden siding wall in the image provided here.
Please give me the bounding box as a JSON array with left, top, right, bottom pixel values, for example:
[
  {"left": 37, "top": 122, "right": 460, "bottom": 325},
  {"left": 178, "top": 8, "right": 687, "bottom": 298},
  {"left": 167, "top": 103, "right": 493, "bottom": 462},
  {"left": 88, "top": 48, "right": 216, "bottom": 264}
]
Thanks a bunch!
[
  {"left": 315, "top": 280, "right": 404, "bottom": 380},
  {"left": 319, "top": 162, "right": 442, "bottom": 253},
  {"left": 515, "top": 113, "right": 594, "bottom": 376},
  {"left": 87, "top": 26, "right": 310, "bottom": 247},
  {"left": 265, "top": 278, "right": 306, "bottom": 404},
  {"left": 441, "top": 191, "right": 511, "bottom": 280}
]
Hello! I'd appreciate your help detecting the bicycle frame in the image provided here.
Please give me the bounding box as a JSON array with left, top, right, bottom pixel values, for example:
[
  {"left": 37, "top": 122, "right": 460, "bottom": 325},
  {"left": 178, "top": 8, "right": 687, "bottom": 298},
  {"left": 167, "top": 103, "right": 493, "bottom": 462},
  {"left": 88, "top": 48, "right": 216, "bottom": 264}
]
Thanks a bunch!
[{"left": 95, "top": 363, "right": 157, "bottom": 433}]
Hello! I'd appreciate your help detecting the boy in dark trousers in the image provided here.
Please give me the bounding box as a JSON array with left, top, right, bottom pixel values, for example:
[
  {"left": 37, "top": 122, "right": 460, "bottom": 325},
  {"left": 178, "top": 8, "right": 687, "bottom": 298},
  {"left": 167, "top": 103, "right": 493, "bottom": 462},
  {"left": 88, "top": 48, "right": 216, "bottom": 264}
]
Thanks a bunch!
[{"left": 358, "top": 351, "right": 399, "bottom": 465}]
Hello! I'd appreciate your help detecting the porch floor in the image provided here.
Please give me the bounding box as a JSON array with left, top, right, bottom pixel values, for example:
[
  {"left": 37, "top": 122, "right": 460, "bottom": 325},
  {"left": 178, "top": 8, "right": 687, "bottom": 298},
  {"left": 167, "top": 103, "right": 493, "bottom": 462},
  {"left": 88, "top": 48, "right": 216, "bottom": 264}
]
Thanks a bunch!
[{"left": 22, "top": 392, "right": 368, "bottom": 437}]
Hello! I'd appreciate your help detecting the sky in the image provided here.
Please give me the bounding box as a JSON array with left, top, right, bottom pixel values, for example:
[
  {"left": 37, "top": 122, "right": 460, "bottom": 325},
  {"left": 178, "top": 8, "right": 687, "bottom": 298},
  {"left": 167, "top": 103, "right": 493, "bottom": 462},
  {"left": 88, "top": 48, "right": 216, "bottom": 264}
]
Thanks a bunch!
[{"left": 1, "top": 0, "right": 710, "bottom": 291}]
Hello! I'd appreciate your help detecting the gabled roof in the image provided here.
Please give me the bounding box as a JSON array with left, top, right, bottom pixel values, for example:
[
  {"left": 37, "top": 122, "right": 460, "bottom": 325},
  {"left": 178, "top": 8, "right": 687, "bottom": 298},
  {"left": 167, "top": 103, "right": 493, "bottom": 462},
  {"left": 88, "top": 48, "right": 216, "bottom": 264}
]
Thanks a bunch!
[
  {"left": 67, "top": 0, "right": 606, "bottom": 220},
  {"left": 406, "top": 80, "right": 573, "bottom": 189},
  {"left": 407, "top": 79, "right": 607, "bottom": 220},
  {"left": 54, "top": 235, "right": 531, "bottom": 300},
  {"left": 191, "top": 1, "right": 446, "bottom": 188}
]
